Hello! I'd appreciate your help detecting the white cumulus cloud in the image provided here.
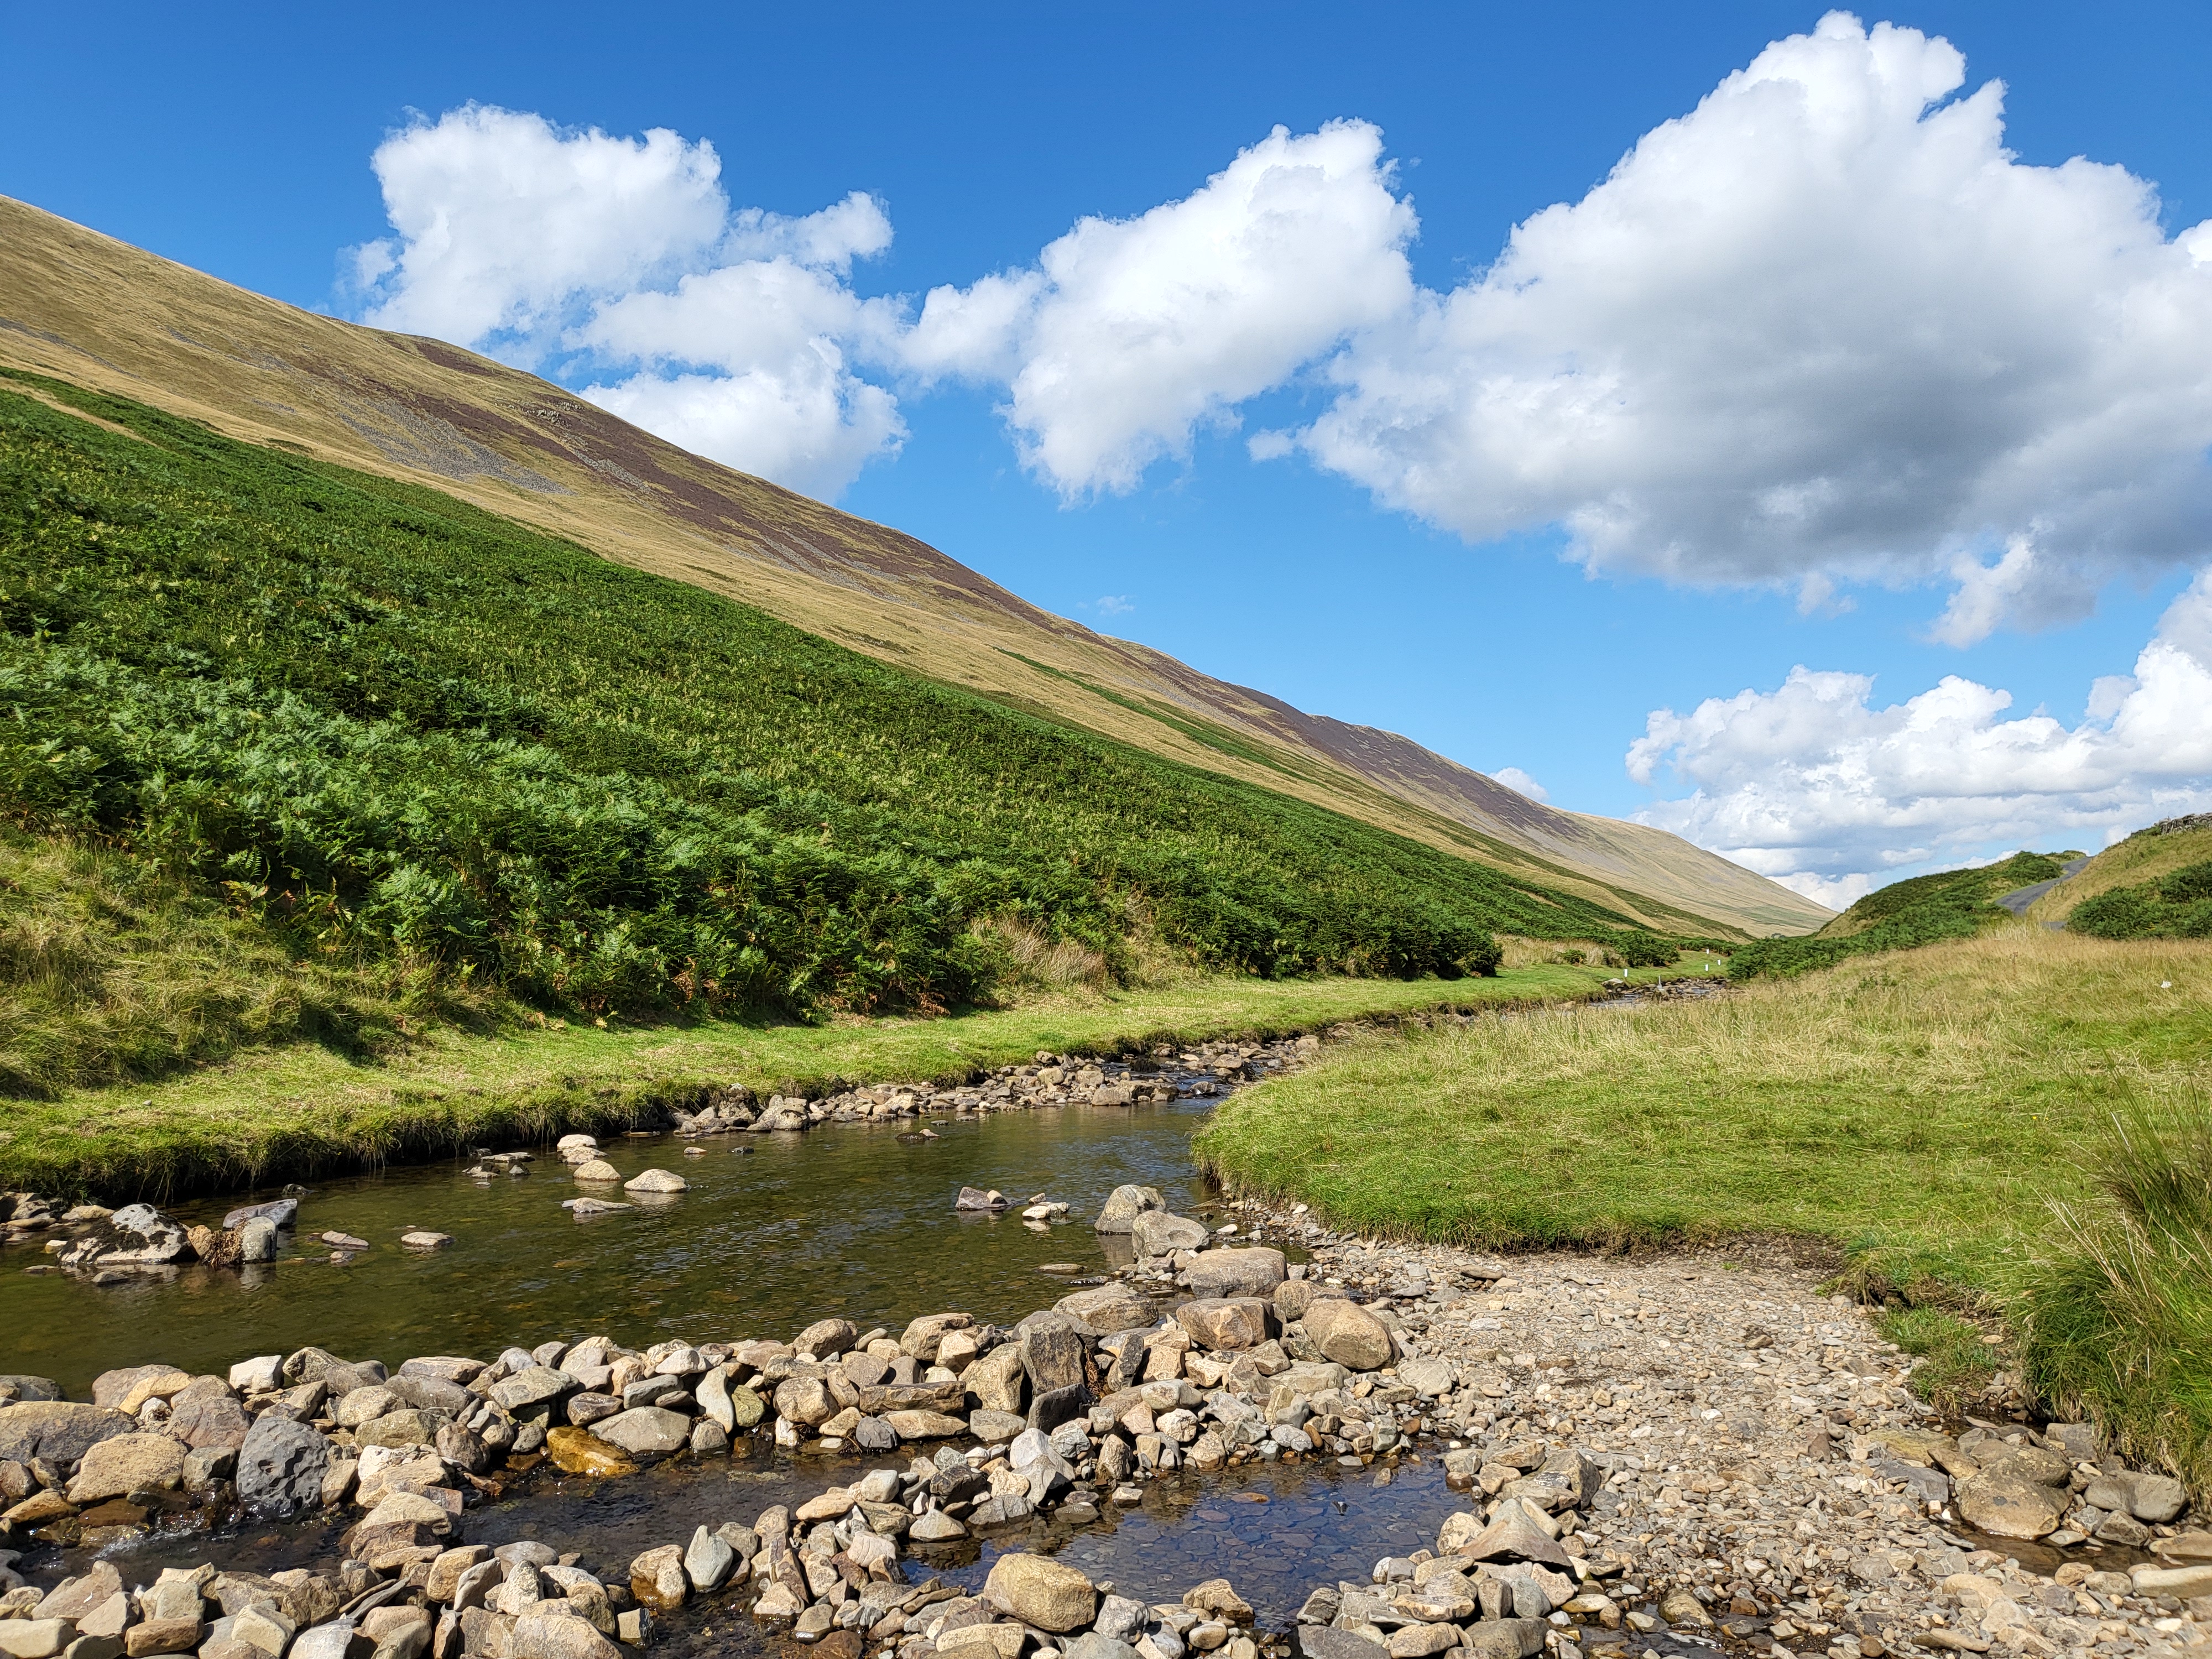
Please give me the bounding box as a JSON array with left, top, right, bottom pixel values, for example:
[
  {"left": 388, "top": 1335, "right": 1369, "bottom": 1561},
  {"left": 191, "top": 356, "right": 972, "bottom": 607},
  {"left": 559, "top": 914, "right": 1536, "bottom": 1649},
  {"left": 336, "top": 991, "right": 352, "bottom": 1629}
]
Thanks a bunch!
[
  {"left": 348, "top": 106, "right": 904, "bottom": 497},
  {"left": 907, "top": 121, "right": 1416, "bottom": 496},
  {"left": 1280, "top": 12, "right": 2212, "bottom": 640},
  {"left": 1627, "top": 570, "right": 2212, "bottom": 894}
]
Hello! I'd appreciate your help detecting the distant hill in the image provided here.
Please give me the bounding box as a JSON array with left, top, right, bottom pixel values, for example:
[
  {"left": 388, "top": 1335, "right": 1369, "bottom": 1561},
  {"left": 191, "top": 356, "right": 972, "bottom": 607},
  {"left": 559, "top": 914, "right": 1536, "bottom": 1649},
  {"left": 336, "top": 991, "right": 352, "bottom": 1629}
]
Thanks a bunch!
[
  {"left": 1728, "top": 850, "right": 2080, "bottom": 979},
  {"left": 0, "top": 194, "right": 1828, "bottom": 941}
]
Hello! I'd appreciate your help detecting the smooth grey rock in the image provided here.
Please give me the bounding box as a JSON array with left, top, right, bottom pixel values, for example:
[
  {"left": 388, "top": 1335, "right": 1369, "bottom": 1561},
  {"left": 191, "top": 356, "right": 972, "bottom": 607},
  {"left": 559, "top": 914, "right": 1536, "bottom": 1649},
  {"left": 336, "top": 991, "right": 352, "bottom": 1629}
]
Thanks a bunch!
[
  {"left": 683, "top": 1525, "right": 734, "bottom": 1592},
  {"left": 1298, "top": 1629, "right": 1388, "bottom": 1659},
  {"left": 592, "top": 1407, "right": 691, "bottom": 1457},
  {"left": 1093, "top": 1185, "right": 1165, "bottom": 1233},
  {"left": 1183, "top": 1248, "right": 1287, "bottom": 1300},
  {"left": 1130, "top": 1211, "right": 1209, "bottom": 1255}
]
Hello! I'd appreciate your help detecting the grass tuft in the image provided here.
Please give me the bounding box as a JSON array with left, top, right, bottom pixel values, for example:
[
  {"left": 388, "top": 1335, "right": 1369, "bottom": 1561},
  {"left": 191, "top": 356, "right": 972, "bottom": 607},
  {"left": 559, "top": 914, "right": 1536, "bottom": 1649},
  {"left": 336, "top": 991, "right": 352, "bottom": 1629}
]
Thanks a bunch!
[{"left": 2018, "top": 1102, "right": 2212, "bottom": 1495}]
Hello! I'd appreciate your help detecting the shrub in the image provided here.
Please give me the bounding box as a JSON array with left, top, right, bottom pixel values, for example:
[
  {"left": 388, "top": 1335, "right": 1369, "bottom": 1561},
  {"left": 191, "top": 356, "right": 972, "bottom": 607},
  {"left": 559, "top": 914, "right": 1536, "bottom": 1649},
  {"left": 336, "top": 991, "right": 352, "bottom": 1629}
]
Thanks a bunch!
[{"left": 2072, "top": 862, "right": 2212, "bottom": 941}]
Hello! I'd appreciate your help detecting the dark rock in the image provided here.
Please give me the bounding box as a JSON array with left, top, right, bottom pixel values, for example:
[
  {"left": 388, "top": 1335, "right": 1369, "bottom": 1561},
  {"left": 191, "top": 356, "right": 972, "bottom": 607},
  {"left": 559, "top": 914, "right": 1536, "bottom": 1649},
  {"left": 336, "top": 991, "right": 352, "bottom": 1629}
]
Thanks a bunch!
[{"left": 235, "top": 1413, "right": 331, "bottom": 1515}]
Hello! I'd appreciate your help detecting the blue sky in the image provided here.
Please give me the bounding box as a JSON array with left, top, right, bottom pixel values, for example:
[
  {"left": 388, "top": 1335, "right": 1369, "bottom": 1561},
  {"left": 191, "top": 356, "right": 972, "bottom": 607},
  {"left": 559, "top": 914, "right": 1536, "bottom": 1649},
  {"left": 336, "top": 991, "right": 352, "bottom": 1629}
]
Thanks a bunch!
[{"left": 6, "top": 1, "right": 2210, "bottom": 905}]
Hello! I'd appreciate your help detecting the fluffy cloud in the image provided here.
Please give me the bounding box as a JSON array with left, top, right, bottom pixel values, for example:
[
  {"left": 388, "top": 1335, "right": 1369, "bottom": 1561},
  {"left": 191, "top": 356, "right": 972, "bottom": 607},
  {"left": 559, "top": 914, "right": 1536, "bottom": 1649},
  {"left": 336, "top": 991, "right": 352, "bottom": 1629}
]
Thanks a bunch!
[
  {"left": 908, "top": 121, "right": 1415, "bottom": 495},
  {"left": 1628, "top": 571, "right": 2212, "bottom": 895},
  {"left": 349, "top": 106, "right": 903, "bottom": 497},
  {"left": 1279, "top": 13, "right": 2212, "bottom": 640}
]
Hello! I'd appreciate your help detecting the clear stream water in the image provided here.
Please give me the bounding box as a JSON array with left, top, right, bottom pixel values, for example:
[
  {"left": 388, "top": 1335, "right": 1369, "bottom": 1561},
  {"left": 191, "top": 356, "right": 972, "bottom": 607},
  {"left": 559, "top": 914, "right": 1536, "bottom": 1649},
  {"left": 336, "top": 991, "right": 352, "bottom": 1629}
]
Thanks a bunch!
[
  {"left": 1, "top": 1098, "right": 1235, "bottom": 1395},
  {"left": 3, "top": 1094, "right": 1509, "bottom": 1640}
]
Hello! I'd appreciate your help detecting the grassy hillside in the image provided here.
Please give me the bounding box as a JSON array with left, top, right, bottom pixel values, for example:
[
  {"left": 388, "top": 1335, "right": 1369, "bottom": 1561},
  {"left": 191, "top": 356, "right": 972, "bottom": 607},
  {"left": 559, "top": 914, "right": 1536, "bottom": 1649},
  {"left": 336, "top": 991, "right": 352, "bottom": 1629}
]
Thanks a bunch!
[
  {"left": 2029, "top": 816, "right": 2212, "bottom": 935},
  {"left": 1726, "top": 849, "right": 2072, "bottom": 979},
  {"left": 0, "top": 373, "right": 1707, "bottom": 1097},
  {"left": 0, "top": 194, "right": 1829, "bottom": 940}
]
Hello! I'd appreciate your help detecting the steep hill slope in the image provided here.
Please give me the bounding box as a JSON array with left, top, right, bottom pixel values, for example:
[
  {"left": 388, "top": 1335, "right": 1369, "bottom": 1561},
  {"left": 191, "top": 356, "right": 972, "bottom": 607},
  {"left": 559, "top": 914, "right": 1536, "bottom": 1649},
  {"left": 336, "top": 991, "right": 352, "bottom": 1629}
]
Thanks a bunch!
[
  {"left": 0, "top": 193, "right": 1827, "bottom": 937},
  {"left": 0, "top": 373, "right": 1718, "bottom": 1093}
]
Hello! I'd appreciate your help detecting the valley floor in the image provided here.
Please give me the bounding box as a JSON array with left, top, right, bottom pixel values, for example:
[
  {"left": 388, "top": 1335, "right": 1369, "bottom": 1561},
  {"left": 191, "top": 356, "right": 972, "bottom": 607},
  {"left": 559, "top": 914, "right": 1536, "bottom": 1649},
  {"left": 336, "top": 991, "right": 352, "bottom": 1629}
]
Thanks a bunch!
[
  {"left": 0, "top": 963, "right": 1658, "bottom": 1199},
  {"left": 1198, "top": 929, "right": 2212, "bottom": 1499}
]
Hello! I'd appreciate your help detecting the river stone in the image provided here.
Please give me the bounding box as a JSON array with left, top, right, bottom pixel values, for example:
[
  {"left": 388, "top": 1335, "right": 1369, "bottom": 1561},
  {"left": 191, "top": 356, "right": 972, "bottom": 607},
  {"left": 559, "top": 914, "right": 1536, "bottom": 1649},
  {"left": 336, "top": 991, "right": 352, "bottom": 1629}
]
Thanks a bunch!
[
  {"left": 489, "top": 1366, "right": 577, "bottom": 1413},
  {"left": 336, "top": 1385, "right": 401, "bottom": 1428},
  {"left": 1980, "top": 1444, "right": 2071, "bottom": 1486},
  {"left": 795, "top": 1318, "right": 858, "bottom": 1359},
  {"left": 983, "top": 1551, "right": 1096, "bottom": 1631},
  {"left": 0, "top": 1619, "right": 71, "bottom": 1658},
  {"left": 221, "top": 1198, "right": 298, "bottom": 1232},
  {"left": 33, "top": 1562, "right": 122, "bottom": 1623},
  {"left": 629, "top": 1545, "right": 687, "bottom": 1611},
  {"left": 727, "top": 1385, "right": 765, "bottom": 1430},
  {"left": 1459, "top": 1621, "right": 1548, "bottom": 1659},
  {"left": 683, "top": 1525, "right": 734, "bottom": 1591},
  {"left": 572, "top": 1160, "right": 621, "bottom": 1183},
  {"left": 696, "top": 1367, "right": 735, "bottom": 1432},
  {"left": 1275, "top": 1280, "right": 1342, "bottom": 1322},
  {"left": 1131, "top": 1211, "right": 1210, "bottom": 1255},
  {"left": 623, "top": 1168, "right": 687, "bottom": 1194},
  {"left": 0, "top": 1376, "right": 60, "bottom": 1403},
  {"left": 885, "top": 1409, "right": 968, "bottom": 1440},
  {"left": 401, "top": 1230, "right": 452, "bottom": 1249},
  {"left": 544, "top": 1427, "right": 635, "bottom": 1478},
  {"left": 1957, "top": 1469, "right": 2063, "bottom": 1539},
  {"left": 402, "top": 1357, "right": 488, "bottom": 1386},
  {"left": 900, "top": 1312, "right": 974, "bottom": 1361},
  {"left": 1093, "top": 1185, "right": 1165, "bottom": 1233},
  {"left": 955, "top": 1186, "right": 1009, "bottom": 1210},
  {"left": 1175, "top": 1298, "right": 1274, "bottom": 1351},
  {"left": 65, "top": 1432, "right": 185, "bottom": 1503},
  {"left": 236, "top": 1413, "right": 331, "bottom": 1514},
  {"left": 971, "top": 1410, "right": 1027, "bottom": 1443},
  {"left": 1302, "top": 1299, "right": 1394, "bottom": 1371},
  {"left": 1183, "top": 1248, "right": 1287, "bottom": 1300},
  {"left": 239, "top": 1217, "right": 279, "bottom": 1261},
  {"left": 0, "top": 1401, "right": 134, "bottom": 1475},
  {"left": 774, "top": 1377, "right": 836, "bottom": 1427},
  {"left": 1055, "top": 1282, "right": 1153, "bottom": 1332},
  {"left": 2130, "top": 1565, "right": 2212, "bottom": 1599},
  {"left": 1067, "top": 1636, "right": 1140, "bottom": 1659},
  {"left": 1397, "top": 1357, "right": 1459, "bottom": 1398},
  {"left": 356, "top": 1408, "right": 452, "bottom": 1449},
  {"left": 965, "top": 1345, "right": 1027, "bottom": 1415},
  {"left": 512, "top": 1610, "right": 621, "bottom": 1659},
  {"left": 910, "top": 1507, "right": 968, "bottom": 1542},
  {"left": 1019, "top": 1316, "right": 1088, "bottom": 1391},
  {"left": 90, "top": 1363, "right": 190, "bottom": 1413},
  {"left": 2089, "top": 1470, "right": 2189, "bottom": 1522},
  {"left": 1448, "top": 1509, "right": 1575, "bottom": 1569},
  {"left": 593, "top": 1408, "right": 691, "bottom": 1458}
]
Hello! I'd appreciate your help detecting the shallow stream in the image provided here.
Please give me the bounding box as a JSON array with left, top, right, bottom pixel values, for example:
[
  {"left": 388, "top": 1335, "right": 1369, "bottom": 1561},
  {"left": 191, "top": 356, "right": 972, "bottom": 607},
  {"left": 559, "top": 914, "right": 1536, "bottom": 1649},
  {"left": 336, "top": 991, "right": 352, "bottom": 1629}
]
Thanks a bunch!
[{"left": 2, "top": 1097, "right": 1235, "bottom": 1395}]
